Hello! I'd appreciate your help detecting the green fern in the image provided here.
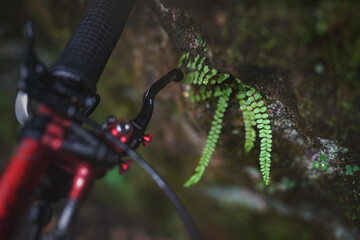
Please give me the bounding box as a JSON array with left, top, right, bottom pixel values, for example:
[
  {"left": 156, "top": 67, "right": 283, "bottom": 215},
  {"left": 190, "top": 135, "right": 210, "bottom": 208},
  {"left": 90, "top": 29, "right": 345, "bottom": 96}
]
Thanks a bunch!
[
  {"left": 238, "top": 91, "right": 256, "bottom": 152},
  {"left": 179, "top": 35, "right": 273, "bottom": 186},
  {"left": 184, "top": 87, "right": 232, "bottom": 187}
]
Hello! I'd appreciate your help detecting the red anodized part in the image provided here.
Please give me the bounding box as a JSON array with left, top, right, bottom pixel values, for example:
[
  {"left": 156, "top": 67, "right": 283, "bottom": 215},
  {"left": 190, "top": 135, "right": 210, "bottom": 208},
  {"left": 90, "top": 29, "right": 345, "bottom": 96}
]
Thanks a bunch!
[
  {"left": 142, "top": 133, "right": 154, "bottom": 147},
  {"left": 119, "top": 160, "right": 132, "bottom": 174}
]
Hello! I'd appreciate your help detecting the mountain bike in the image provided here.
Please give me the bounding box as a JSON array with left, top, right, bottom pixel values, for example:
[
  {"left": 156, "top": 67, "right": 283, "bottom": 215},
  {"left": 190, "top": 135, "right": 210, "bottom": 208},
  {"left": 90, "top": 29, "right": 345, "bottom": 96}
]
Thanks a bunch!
[{"left": 0, "top": 0, "right": 200, "bottom": 239}]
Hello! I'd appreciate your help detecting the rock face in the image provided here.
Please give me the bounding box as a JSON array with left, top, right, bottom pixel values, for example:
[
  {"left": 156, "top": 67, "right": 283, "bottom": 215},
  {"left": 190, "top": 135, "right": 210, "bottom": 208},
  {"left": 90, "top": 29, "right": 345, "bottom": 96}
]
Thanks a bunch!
[
  {"left": 1, "top": 0, "right": 360, "bottom": 239},
  {"left": 145, "top": 0, "right": 360, "bottom": 239}
]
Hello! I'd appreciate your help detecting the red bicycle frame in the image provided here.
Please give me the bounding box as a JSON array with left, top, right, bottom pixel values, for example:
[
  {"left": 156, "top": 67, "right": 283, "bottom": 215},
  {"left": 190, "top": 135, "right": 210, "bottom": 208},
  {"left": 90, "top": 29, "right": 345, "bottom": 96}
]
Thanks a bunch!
[
  {"left": 0, "top": 137, "right": 50, "bottom": 238},
  {"left": 0, "top": 106, "right": 110, "bottom": 239}
]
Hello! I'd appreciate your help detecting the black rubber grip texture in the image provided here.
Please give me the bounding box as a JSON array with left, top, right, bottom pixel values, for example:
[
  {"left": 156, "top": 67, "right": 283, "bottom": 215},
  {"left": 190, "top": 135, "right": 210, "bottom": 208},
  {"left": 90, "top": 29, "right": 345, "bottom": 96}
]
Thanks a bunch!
[{"left": 51, "top": 0, "right": 135, "bottom": 93}]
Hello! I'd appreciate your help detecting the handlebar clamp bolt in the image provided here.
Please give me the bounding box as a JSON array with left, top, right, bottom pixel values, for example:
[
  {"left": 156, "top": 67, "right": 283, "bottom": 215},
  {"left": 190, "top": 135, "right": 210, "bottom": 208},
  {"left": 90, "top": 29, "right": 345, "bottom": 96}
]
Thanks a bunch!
[{"left": 116, "top": 122, "right": 131, "bottom": 135}]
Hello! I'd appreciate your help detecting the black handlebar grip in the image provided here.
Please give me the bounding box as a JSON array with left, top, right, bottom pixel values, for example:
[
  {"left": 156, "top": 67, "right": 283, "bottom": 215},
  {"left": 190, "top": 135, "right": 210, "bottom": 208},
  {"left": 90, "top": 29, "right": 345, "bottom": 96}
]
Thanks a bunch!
[{"left": 51, "top": 0, "right": 135, "bottom": 94}]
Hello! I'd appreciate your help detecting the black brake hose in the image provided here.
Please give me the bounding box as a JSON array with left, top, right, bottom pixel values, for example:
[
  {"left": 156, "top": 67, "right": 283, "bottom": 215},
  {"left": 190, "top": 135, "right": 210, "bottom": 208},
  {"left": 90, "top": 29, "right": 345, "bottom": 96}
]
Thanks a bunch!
[
  {"left": 115, "top": 139, "right": 201, "bottom": 240},
  {"left": 73, "top": 114, "right": 201, "bottom": 240}
]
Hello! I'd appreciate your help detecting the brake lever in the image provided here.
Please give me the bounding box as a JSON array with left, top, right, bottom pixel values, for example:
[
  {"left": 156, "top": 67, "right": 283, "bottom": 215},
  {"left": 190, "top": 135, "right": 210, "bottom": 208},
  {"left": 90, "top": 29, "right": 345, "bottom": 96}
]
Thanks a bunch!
[
  {"left": 98, "top": 69, "right": 183, "bottom": 171},
  {"left": 128, "top": 69, "right": 183, "bottom": 147},
  {"left": 131, "top": 69, "right": 183, "bottom": 130},
  {"left": 15, "top": 21, "right": 46, "bottom": 125},
  {"left": 101, "top": 69, "right": 183, "bottom": 150}
]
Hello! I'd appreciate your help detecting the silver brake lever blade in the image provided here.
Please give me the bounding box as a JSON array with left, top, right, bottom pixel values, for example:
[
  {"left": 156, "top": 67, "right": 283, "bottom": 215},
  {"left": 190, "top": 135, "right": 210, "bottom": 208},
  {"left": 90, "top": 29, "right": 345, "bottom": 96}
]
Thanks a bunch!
[{"left": 15, "top": 90, "right": 31, "bottom": 125}]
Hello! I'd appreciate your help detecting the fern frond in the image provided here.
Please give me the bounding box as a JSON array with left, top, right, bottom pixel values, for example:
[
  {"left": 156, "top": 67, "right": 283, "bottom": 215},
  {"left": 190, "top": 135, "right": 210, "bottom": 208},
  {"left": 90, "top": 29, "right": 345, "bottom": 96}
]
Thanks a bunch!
[
  {"left": 238, "top": 92, "right": 256, "bottom": 152},
  {"left": 252, "top": 101, "right": 272, "bottom": 184},
  {"left": 179, "top": 35, "right": 273, "bottom": 186},
  {"left": 243, "top": 109, "right": 256, "bottom": 152},
  {"left": 257, "top": 115, "right": 272, "bottom": 185},
  {"left": 238, "top": 86, "right": 272, "bottom": 184},
  {"left": 184, "top": 88, "right": 232, "bottom": 187}
]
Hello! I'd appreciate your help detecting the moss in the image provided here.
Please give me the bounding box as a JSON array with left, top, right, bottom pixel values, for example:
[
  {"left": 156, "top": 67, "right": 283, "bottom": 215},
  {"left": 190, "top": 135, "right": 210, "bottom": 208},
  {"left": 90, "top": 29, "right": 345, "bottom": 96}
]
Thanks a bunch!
[
  {"left": 221, "top": 0, "right": 360, "bottom": 151},
  {"left": 327, "top": 174, "right": 360, "bottom": 222}
]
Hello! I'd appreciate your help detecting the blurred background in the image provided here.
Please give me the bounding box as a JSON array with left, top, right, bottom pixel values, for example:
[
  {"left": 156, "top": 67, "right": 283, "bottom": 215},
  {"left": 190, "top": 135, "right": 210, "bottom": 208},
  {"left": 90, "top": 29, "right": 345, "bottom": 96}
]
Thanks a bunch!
[{"left": 1, "top": 0, "right": 360, "bottom": 239}]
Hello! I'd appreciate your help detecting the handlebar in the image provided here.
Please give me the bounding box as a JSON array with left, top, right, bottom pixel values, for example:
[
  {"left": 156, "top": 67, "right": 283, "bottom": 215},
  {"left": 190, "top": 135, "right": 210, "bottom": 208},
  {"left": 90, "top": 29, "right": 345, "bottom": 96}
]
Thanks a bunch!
[{"left": 50, "top": 0, "right": 135, "bottom": 94}]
